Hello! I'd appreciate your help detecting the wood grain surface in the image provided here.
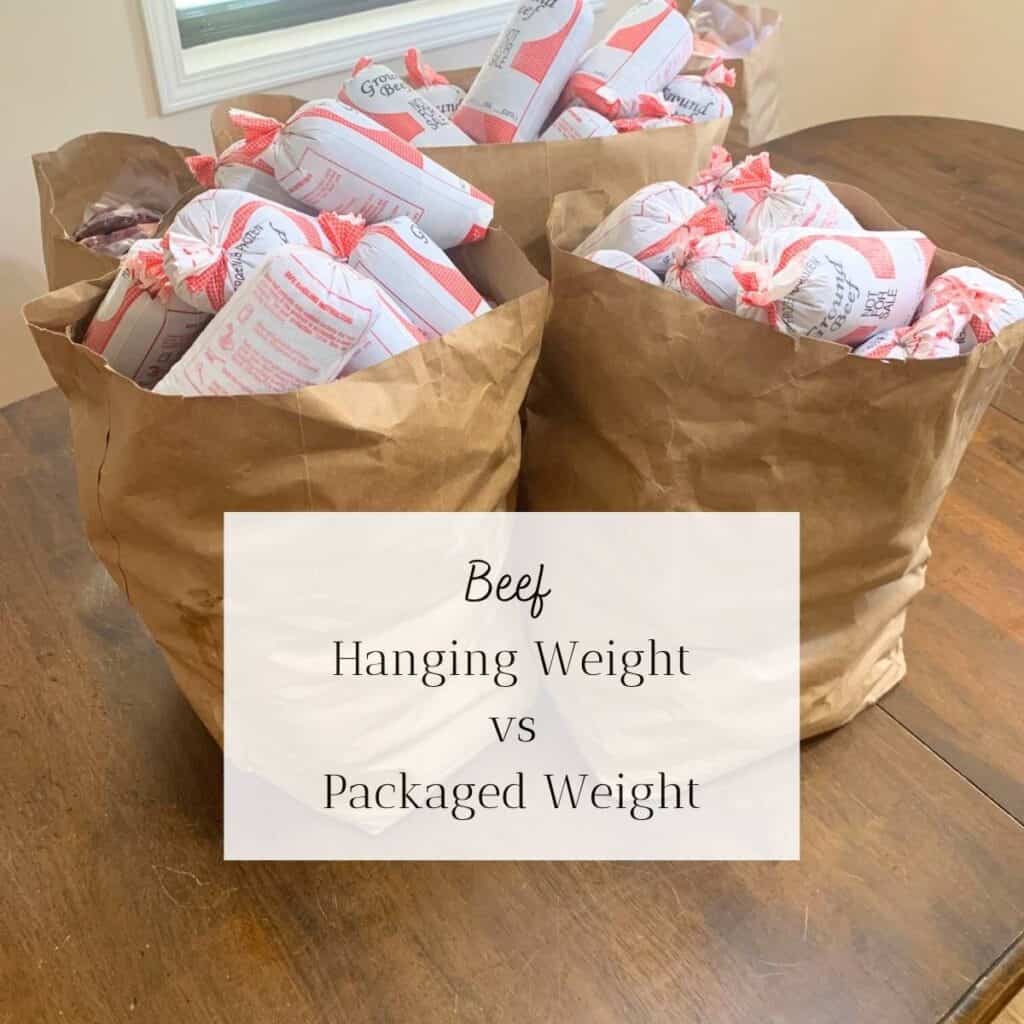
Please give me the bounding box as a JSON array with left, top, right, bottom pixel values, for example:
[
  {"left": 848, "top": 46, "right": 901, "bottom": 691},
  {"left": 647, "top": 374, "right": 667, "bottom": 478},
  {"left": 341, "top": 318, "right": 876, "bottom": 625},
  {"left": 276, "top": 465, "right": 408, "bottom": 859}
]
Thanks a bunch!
[
  {"left": 4, "top": 116, "right": 1024, "bottom": 1022},
  {"left": 761, "top": 116, "right": 1024, "bottom": 423}
]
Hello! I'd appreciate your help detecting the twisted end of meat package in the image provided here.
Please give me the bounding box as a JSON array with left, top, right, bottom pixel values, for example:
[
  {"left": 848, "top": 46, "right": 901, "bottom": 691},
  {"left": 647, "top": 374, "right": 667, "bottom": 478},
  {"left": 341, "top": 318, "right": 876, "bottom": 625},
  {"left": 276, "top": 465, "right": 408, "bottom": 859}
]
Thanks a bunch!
[{"left": 532, "top": 177, "right": 1024, "bottom": 737}]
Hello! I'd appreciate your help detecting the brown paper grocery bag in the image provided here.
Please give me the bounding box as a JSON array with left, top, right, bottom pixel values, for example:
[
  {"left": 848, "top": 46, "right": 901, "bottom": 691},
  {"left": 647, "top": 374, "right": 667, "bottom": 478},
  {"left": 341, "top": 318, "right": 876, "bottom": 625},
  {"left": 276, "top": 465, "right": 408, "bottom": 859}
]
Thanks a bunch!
[
  {"left": 24, "top": 228, "right": 547, "bottom": 744},
  {"left": 528, "top": 184, "right": 1024, "bottom": 737},
  {"left": 209, "top": 77, "right": 728, "bottom": 274},
  {"left": 679, "top": 0, "right": 783, "bottom": 148},
  {"left": 33, "top": 132, "right": 198, "bottom": 290}
]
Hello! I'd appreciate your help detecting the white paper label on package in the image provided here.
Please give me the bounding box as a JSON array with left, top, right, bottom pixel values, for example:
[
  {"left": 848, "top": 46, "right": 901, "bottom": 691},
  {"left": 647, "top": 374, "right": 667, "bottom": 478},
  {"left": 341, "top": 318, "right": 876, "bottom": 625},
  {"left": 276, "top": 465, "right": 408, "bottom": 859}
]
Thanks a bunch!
[
  {"left": 154, "top": 245, "right": 378, "bottom": 396},
  {"left": 736, "top": 228, "right": 936, "bottom": 345}
]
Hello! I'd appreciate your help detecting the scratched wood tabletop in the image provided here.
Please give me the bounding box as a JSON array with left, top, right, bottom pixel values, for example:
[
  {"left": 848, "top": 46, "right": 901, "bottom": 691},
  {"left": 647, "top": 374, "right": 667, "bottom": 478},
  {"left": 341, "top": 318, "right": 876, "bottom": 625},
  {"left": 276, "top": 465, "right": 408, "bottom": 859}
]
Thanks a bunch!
[{"left": 2, "top": 117, "right": 1023, "bottom": 1023}]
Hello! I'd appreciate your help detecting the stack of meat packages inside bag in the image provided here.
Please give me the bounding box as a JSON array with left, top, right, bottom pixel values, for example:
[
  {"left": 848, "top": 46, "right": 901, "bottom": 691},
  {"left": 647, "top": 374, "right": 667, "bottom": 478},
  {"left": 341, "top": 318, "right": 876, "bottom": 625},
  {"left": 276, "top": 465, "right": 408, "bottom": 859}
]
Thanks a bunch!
[
  {"left": 334, "top": 0, "right": 733, "bottom": 148},
  {"left": 82, "top": 101, "right": 497, "bottom": 395},
  {"left": 575, "top": 147, "right": 1024, "bottom": 361}
]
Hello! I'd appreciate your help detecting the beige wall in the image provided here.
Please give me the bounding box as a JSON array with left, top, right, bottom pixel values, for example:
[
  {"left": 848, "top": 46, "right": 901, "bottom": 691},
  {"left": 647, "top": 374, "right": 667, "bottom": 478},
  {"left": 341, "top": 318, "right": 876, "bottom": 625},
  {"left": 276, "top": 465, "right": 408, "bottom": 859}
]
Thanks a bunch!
[
  {"left": 3, "top": 0, "right": 1023, "bottom": 408},
  {"left": 771, "top": 0, "right": 1024, "bottom": 135}
]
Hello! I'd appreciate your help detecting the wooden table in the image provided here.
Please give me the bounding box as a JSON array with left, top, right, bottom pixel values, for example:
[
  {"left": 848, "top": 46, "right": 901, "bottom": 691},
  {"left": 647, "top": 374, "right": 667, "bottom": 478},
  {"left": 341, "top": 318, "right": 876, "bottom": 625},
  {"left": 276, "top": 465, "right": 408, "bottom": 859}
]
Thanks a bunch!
[{"left": 2, "top": 117, "right": 1023, "bottom": 1024}]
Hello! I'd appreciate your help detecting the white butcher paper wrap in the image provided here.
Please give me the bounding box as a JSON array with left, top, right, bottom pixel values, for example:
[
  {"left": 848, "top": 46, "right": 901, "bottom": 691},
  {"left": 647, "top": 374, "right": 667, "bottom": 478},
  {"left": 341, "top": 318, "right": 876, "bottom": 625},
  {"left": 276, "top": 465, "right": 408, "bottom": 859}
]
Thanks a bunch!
[
  {"left": 664, "top": 228, "right": 750, "bottom": 310},
  {"left": 574, "top": 181, "right": 724, "bottom": 276},
  {"left": 564, "top": 0, "right": 694, "bottom": 120},
  {"left": 187, "top": 143, "right": 312, "bottom": 212},
  {"left": 154, "top": 245, "right": 378, "bottom": 396},
  {"left": 336, "top": 215, "right": 492, "bottom": 339},
  {"left": 735, "top": 227, "right": 936, "bottom": 346},
  {"left": 662, "top": 56, "right": 735, "bottom": 123},
  {"left": 853, "top": 305, "right": 965, "bottom": 362},
  {"left": 161, "top": 188, "right": 346, "bottom": 314},
  {"left": 709, "top": 152, "right": 784, "bottom": 235},
  {"left": 453, "top": 0, "right": 594, "bottom": 144},
  {"left": 404, "top": 50, "right": 467, "bottom": 118},
  {"left": 541, "top": 106, "right": 617, "bottom": 141},
  {"left": 339, "top": 280, "right": 426, "bottom": 377},
  {"left": 229, "top": 103, "right": 494, "bottom": 249},
  {"left": 83, "top": 240, "right": 210, "bottom": 388},
  {"left": 916, "top": 265, "right": 1024, "bottom": 352},
  {"left": 586, "top": 249, "right": 661, "bottom": 285},
  {"left": 338, "top": 56, "right": 473, "bottom": 147}
]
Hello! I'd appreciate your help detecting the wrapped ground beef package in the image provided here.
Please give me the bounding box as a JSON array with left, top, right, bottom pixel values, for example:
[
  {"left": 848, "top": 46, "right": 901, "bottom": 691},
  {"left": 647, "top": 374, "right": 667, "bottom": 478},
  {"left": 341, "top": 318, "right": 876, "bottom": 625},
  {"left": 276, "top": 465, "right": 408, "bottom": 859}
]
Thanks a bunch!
[
  {"left": 339, "top": 281, "right": 426, "bottom": 378},
  {"left": 573, "top": 181, "right": 720, "bottom": 275},
  {"left": 24, "top": 225, "right": 547, "bottom": 743},
  {"left": 721, "top": 155, "right": 860, "bottom": 242},
  {"left": 917, "top": 266, "right": 1024, "bottom": 352},
  {"left": 664, "top": 227, "right": 750, "bottom": 309},
  {"left": 453, "top": 0, "right": 594, "bottom": 143},
  {"left": 154, "top": 246, "right": 379, "bottom": 396},
  {"left": 404, "top": 50, "right": 467, "bottom": 118},
  {"left": 586, "top": 248, "right": 661, "bottom": 284},
  {"left": 540, "top": 106, "right": 617, "bottom": 142},
  {"left": 530, "top": 181, "right": 1024, "bottom": 737},
  {"left": 340, "top": 215, "right": 492, "bottom": 339},
  {"left": 337, "top": 57, "right": 473, "bottom": 147},
  {"left": 230, "top": 102, "right": 494, "bottom": 248},
  {"left": 209, "top": 86, "right": 728, "bottom": 274},
  {"left": 735, "top": 227, "right": 935, "bottom": 345},
  {"left": 708, "top": 152, "right": 783, "bottom": 234},
  {"left": 662, "top": 56, "right": 736, "bottom": 123},
  {"left": 82, "top": 239, "right": 210, "bottom": 388},
  {"left": 187, "top": 140, "right": 313, "bottom": 211},
  {"left": 564, "top": 0, "right": 694, "bottom": 119},
  {"left": 161, "top": 188, "right": 345, "bottom": 313},
  {"left": 852, "top": 305, "right": 964, "bottom": 362}
]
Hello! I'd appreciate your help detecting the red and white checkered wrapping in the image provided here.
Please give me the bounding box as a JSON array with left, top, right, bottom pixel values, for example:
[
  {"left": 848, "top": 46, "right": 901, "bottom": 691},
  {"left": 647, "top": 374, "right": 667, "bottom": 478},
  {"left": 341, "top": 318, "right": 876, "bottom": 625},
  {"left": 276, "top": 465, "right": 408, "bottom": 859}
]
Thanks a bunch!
[
  {"left": 231, "top": 102, "right": 494, "bottom": 249},
  {"left": 83, "top": 240, "right": 210, "bottom": 388},
  {"left": 154, "top": 245, "right": 378, "bottom": 396},
  {"left": 343, "top": 215, "right": 491, "bottom": 339},
  {"left": 541, "top": 106, "right": 617, "bottom": 141},
  {"left": 187, "top": 142, "right": 312, "bottom": 212},
  {"left": 735, "top": 227, "right": 936, "bottom": 345},
  {"left": 853, "top": 305, "right": 965, "bottom": 362},
  {"left": 916, "top": 266, "right": 1024, "bottom": 353},
  {"left": 662, "top": 56, "right": 735, "bottom": 123},
  {"left": 708, "top": 153, "right": 784, "bottom": 234},
  {"left": 664, "top": 228, "right": 750, "bottom": 310},
  {"left": 586, "top": 249, "right": 661, "bottom": 285},
  {"left": 574, "top": 181, "right": 717, "bottom": 276},
  {"left": 453, "top": 0, "right": 594, "bottom": 144},
  {"left": 564, "top": 0, "right": 694, "bottom": 120},
  {"left": 161, "top": 188, "right": 344, "bottom": 314},
  {"left": 338, "top": 280, "right": 426, "bottom": 377},
  {"left": 338, "top": 57, "right": 473, "bottom": 148},
  {"left": 404, "top": 50, "right": 466, "bottom": 119}
]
